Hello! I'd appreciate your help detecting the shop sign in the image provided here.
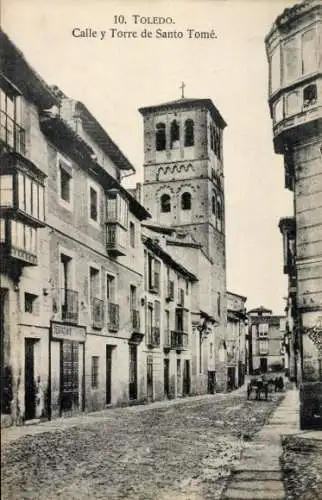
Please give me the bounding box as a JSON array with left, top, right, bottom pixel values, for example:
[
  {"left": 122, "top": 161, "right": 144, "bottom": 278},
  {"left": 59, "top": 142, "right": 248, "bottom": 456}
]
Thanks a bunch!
[{"left": 51, "top": 322, "right": 86, "bottom": 342}]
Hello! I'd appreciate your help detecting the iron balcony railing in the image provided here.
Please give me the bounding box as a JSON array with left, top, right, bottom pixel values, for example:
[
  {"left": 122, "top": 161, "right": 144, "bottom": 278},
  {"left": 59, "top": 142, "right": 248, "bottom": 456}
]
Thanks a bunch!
[
  {"left": 170, "top": 330, "right": 188, "bottom": 350},
  {"left": 131, "top": 309, "right": 140, "bottom": 331},
  {"left": 61, "top": 288, "right": 79, "bottom": 323},
  {"left": 108, "top": 302, "right": 119, "bottom": 331},
  {"left": 92, "top": 297, "right": 104, "bottom": 329}
]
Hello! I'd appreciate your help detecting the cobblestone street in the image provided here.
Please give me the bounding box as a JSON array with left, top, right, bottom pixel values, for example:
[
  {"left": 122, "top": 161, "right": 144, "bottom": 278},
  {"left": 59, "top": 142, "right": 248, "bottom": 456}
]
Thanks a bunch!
[{"left": 1, "top": 391, "right": 283, "bottom": 500}]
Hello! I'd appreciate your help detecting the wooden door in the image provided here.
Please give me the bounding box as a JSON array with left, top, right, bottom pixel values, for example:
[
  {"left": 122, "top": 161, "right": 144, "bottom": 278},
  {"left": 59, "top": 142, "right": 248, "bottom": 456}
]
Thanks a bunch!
[
  {"left": 129, "top": 344, "right": 137, "bottom": 400},
  {"left": 164, "top": 358, "right": 170, "bottom": 398},
  {"left": 147, "top": 354, "right": 153, "bottom": 402},
  {"left": 60, "top": 341, "right": 79, "bottom": 414},
  {"left": 106, "top": 346, "right": 113, "bottom": 404},
  {"left": 25, "top": 339, "right": 36, "bottom": 420},
  {"left": 260, "top": 357, "right": 268, "bottom": 373},
  {"left": 183, "top": 360, "right": 190, "bottom": 396}
]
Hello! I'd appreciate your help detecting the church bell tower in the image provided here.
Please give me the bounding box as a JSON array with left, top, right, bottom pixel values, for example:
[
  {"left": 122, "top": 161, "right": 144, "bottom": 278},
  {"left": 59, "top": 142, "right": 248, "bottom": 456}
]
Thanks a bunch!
[{"left": 139, "top": 93, "right": 228, "bottom": 391}]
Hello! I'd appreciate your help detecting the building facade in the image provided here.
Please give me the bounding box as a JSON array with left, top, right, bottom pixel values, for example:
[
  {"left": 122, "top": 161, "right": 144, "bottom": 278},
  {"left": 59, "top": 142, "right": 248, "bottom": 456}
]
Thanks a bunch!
[
  {"left": 139, "top": 97, "right": 228, "bottom": 392},
  {"left": 227, "top": 291, "right": 247, "bottom": 390},
  {"left": 248, "top": 306, "right": 285, "bottom": 375},
  {"left": 0, "top": 31, "right": 150, "bottom": 425},
  {"left": 266, "top": 0, "right": 322, "bottom": 428},
  {"left": 141, "top": 226, "right": 196, "bottom": 401}
]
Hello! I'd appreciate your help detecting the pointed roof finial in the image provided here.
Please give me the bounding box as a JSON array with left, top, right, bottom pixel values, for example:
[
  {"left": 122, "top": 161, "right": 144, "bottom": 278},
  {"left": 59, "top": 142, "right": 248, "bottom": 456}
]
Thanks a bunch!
[{"left": 180, "top": 81, "right": 186, "bottom": 99}]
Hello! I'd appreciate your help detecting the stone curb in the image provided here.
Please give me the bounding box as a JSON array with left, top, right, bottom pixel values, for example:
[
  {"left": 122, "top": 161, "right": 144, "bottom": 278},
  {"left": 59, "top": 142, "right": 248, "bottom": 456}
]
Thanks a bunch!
[{"left": 221, "top": 389, "right": 300, "bottom": 500}]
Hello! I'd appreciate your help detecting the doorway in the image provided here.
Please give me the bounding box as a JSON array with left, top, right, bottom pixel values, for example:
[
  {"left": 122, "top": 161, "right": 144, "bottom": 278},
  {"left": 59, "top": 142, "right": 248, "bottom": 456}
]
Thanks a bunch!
[
  {"left": 164, "top": 358, "right": 170, "bottom": 398},
  {"left": 60, "top": 341, "right": 79, "bottom": 414},
  {"left": 176, "top": 358, "right": 182, "bottom": 396},
  {"left": 25, "top": 338, "right": 37, "bottom": 420},
  {"left": 147, "top": 354, "right": 153, "bottom": 402},
  {"left": 183, "top": 360, "right": 190, "bottom": 396},
  {"left": 106, "top": 346, "right": 113, "bottom": 405},
  {"left": 129, "top": 344, "right": 137, "bottom": 400},
  {"left": 260, "top": 357, "right": 268, "bottom": 373}
]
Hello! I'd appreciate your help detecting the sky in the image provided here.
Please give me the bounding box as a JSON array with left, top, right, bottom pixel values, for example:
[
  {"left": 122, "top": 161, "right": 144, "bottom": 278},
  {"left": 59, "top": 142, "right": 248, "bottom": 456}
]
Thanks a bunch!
[{"left": 2, "top": 0, "right": 295, "bottom": 314}]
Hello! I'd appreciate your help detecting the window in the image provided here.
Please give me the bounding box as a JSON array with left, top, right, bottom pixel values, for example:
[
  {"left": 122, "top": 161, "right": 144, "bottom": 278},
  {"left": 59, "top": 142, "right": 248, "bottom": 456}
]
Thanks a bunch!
[
  {"left": 210, "top": 123, "right": 221, "bottom": 159},
  {"left": 11, "top": 220, "right": 37, "bottom": 254},
  {"left": 129, "top": 221, "right": 135, "bottom": 247},
  {"left": 258, "top": 322, "right": 269, "bottom": 337},
  {"left": 0, "top": 218, "right": 5, "bottom": 242},
  {"left": 302, "top": 29, "right": 316, "bottom": 75},
  {"left": 59, "top": 159, "right": 72, "bottom": 207},
  {"left": 184, "top": 119, "right": 194, "bottom": 147},
  {"left": 160, "top": 193, "right": 171, "bottom": 213},
  {"left": 274, "top": 98, "right": 284, "bottom": 123},
  {"left": 217, "top": 197, "right": 222, "bottom": 232},
  {"left": 286, "top": 91, "right": 301, "bottom": 116},
  {"left": 258, "top": 340, "right": 268, "bottom": 355},
  {"left": 270, "top": 48, "right": 281, "bottom": 93},
  {"left": 148, "top": 255, "right": 160, "bottom": 293},
  {"left": 24, "top": 293, "right": 38, "bottom": 314},
  {"left": 303, "top": 84, "right": 317, "bottom": 108},
  {"left": 89, "top": 187, "right": 99, "bottom": 222},
  {"left": 130, "top": 285, "right": 137, "bottom": 310},
  {"left": 156, "top": 122, "right": 166, "bottom": 151},
  {"left": 91, "top": 356, "right": 99, "bottom": 388},
  {"left": 283, "top": 37, "right": 301, "bottom": 84},
  {"left": 17, "top": 172, "right": 45, "bottom": 221},
  {"left": 89, "top": 266, "right": 100, "bottom": 301},
  {"left": 0, "top": 175, "right": 13, "bottom": 207},
  {"left": 212, "top": 195, "right": 216, "bottom": 216},
  {"left": 60, "top": 168, "right": 71, "bottom": 203},
  {"left": 170, "top": 120, "right": 180, "bottom": 149},
  {"left": 0, "top": 88, "right": 24, "bottom": 153},
  {"left": 154, "top": 300, "right": 160, "bottom": 330},
  {"left": 181, "top": 192, "right": 191, "bottom": 210},
  {"left": 217, "top": 292, "right": 221, "bottom": 317},
  {"left": 175, "top": 308, "right": 184, "bottom": 332},
  {"left": 106, "top": 274, "right": 116, "bottom": 301},
  {"left": 60, "top": 253, "right": 73, "bottom": 304}
]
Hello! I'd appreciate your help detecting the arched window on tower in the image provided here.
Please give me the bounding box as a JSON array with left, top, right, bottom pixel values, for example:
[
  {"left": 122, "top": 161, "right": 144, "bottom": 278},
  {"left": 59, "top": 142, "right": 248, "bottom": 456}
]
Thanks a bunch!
[
  {"left": 156, "top": 123, "right": 166, "bottom": 151},
  {"left": 212, "top": 194, "right": 216, "bottom": 216},
  {"left": 160, "top": 193, "right": 171, "bottom": 213},
  {"left": 210, "top": 125, "right": 214, "bottom": 151},
  {"left": 184, "top": 119, "right": 194, "bottom": 147},
  {"left": 181, "top": 192, "right": 191, "bottom": 210},
  {"left": 170, "top": 120, "right": 180, "bottom": 149},
  {"left": 216, "top": 197, "right": 222, "bottom": 232}
]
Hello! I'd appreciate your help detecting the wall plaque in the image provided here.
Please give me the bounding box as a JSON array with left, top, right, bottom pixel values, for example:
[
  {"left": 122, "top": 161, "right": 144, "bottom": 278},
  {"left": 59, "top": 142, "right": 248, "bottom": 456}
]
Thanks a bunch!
[{"left": 51, "top": 322, "right": 86, "bottom": 342}]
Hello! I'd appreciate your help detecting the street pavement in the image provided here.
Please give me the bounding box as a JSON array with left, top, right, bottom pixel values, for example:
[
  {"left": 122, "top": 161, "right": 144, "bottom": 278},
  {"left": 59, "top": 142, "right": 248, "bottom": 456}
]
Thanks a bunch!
[
  {"left": 222, "top": 390, "right": 322, "bottom": 500},
  {"left": 1, "top": 389, "right": 283, "bottom": 500}
]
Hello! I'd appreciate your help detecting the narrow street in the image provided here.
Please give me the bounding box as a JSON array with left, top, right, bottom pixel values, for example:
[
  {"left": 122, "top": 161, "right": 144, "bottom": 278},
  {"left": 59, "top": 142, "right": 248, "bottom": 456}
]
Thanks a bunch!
[{"left": 1, "top": 391, "right": 283, "bottom": 500}]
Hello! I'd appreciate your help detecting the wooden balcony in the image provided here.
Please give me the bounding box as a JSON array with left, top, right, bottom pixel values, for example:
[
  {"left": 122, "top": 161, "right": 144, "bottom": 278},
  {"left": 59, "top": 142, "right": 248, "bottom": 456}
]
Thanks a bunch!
[
  {"left": 0, "top": 219, "right": 38, "bottom": 269},
  {"left": 106, "top": 223, "right": 126, "bottom": 257},
  {"left": 0, "top": 153, "right": 46, "bottom": 229}
]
